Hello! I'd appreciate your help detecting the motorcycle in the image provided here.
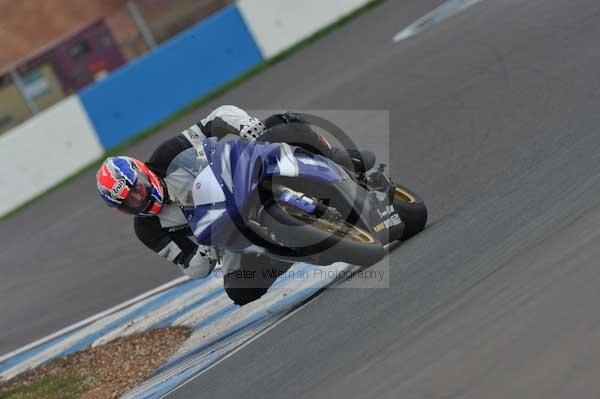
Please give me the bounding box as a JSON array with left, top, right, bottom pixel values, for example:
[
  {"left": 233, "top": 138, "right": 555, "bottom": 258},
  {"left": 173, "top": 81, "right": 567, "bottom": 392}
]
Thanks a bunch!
[{"left": 179, "top": 136, "right": 427, "bottom": 267}]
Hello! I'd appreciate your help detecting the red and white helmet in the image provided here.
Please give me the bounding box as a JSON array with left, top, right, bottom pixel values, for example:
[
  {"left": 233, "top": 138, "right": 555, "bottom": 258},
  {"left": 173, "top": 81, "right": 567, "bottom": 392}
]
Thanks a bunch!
[{"left": 96, "top": 156, "right": 164, "bottom": 216}]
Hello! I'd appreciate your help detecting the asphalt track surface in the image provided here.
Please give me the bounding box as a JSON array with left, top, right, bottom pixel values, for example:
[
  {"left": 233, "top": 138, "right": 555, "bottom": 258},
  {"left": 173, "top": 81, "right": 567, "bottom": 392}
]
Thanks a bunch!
[{"left": 3, "top": 0, "right": 600, "bottom": 397}]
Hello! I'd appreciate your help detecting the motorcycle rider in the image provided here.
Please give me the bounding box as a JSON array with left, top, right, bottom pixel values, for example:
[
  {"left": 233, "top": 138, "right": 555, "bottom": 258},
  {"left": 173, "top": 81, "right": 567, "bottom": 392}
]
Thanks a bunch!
[{"left": 96, "top": 106, "right": 375, "bottom": 305}]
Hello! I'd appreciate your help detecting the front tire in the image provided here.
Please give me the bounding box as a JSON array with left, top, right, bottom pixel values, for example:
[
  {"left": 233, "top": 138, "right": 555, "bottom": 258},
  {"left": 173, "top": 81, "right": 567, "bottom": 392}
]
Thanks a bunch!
[{"left": 392, "top": 184, "right": 427, "bottom": 240}]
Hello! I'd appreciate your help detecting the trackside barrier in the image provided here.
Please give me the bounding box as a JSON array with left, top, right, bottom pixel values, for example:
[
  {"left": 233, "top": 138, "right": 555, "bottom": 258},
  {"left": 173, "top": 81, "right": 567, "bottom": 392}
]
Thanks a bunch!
[
  {"left": 237, "top": 0, "right": 372, "bottom": 58},
  {"left": 2, "top": 1, "right": 376, "bottom": 216},
  {"left": 0, "top": 96, "right": 103, "bottom": 217},
  {"left": 79, "top": 4, "right": 263, "bottom": 150}
]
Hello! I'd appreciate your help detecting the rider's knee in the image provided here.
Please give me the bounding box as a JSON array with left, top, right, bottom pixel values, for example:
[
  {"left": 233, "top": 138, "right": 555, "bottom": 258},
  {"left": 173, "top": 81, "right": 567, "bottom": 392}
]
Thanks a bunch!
[{"left": 224, "top": 286, "right": 267, "bottom": 306}]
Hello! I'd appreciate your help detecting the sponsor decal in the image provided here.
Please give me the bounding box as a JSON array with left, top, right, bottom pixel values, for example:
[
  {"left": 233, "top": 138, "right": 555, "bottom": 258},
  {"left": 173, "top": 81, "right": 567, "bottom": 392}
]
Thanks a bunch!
[
  {"left": 374, "top": 213, "right": 401, "bottom": 232},
  {"left": 377, "top": 205, "right": 395, "bottom": 219},
  {"left": 384, "top": 213, "right": 401, "bottom": 229},
  {"left": 111, "top": 180, "right": 126, "bottom": 198},
  {"left": 297, "top": 158, "right": 329, "bottom": 168}
]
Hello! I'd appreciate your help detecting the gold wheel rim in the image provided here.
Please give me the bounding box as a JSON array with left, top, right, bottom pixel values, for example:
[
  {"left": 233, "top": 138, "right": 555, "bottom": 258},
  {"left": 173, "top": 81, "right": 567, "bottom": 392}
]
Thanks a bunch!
[
  {"left": 282, "top": 205, "right": 376, "bottom": 244},
  {"left": 394, "top": 187, "right": 416, "bottom": 203}
]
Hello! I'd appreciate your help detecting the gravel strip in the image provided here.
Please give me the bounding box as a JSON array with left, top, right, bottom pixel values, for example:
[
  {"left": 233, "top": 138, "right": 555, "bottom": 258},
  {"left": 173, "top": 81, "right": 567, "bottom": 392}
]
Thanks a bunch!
[{"left": 0, "top": 326, "right": 193, "bottom": 399}]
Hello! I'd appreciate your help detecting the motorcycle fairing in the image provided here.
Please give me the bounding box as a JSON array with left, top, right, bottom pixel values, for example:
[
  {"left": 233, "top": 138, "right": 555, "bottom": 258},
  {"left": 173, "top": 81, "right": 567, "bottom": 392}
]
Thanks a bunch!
[
  {"left": 186, "top": 137, "right": 391, "bottom": 250},
  {"left": 192, "top": 166, "right": 226, "bottom": 205}
]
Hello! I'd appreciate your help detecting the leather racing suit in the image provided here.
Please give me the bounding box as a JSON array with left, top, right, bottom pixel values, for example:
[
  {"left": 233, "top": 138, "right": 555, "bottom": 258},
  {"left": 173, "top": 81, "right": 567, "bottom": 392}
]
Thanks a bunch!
[{"left": 134, "top": 105, "right": 340, "bottom": 305}]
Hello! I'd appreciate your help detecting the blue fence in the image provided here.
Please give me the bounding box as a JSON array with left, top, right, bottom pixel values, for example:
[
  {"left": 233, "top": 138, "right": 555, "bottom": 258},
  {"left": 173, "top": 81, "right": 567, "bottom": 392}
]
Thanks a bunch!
[{"left": 80, "top": 5, "right": 263, "bottom": 150}]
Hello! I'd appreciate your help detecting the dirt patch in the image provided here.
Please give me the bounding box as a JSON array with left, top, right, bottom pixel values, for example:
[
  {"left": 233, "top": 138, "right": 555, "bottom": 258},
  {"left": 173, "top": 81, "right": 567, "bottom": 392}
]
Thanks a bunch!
[{"left": 0, "top": 326, "right": 193, "bottom": 399}]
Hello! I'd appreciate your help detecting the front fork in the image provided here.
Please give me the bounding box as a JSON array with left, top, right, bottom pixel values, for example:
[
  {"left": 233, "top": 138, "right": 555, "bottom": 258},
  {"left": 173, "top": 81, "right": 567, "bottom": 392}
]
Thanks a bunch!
[{"left": 367, "top": 164, "right": 405, "bottom": 243}]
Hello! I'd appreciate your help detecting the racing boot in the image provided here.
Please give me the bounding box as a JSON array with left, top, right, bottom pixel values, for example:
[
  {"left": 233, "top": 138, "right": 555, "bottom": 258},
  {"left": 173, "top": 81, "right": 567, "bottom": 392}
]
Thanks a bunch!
[{"left": 330, "top": 147, "right": 376, "bottom": 174}]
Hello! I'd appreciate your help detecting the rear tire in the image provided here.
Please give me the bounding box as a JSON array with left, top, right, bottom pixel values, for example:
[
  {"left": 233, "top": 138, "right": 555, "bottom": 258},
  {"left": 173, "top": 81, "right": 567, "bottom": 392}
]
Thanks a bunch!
[
  {"left": 392, "top": 184, "right": 427, "bottom": 240},
  {"left": 260, "top": 203, "right": 385, "bottom": 266}
]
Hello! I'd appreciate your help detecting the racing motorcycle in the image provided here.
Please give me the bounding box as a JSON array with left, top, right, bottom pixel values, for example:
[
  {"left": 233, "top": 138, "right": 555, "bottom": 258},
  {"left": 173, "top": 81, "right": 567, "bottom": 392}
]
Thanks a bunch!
[{"left": 179, "top": 136, "right": 427, "bottom": 267}]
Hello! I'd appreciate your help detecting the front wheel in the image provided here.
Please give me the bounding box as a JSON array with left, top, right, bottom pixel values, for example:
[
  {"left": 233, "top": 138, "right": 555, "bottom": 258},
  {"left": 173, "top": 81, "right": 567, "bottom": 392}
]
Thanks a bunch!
[
  {"left": 259, "top": 202, "right": 385, "bottom": 266},
  {"left": 392, "top": 184, "right": 427, "bottom": 240}
]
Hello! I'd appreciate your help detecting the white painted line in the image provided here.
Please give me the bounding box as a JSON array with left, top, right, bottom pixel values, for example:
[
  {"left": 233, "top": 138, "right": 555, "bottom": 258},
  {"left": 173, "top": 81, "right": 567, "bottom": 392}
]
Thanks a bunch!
[
  {"left": 393, "top": 0, "right": 485, "bottom": 42},
  {"left": 0, "top": 276, "right": 189, "bottom": 364},
  {"left": 92, "top": 277, "right": 222, "bottom": 347},
  {"left": 153, "top": 259, "right": 388, "bottom": 396},
  {"left": 0, "top": 296, "right": 162, "bottom": 380},
  {"left": 161, "top": 290, "right": 324, "bottom": 398}
]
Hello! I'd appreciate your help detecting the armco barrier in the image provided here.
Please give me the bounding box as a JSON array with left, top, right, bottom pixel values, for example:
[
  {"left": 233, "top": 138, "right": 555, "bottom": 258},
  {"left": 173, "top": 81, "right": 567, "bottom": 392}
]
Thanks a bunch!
[
  {"left": 80, "top": 4, "right": 263, "bottom": 151},
  {"left": 237, "top": 0, "right": 371, "bottom": 58},
  {"left": 2, "top": 1, "right": 376, "bottom": 218},
  {"left": 0, "top": 96, "right": 104, "bottom": 217}
]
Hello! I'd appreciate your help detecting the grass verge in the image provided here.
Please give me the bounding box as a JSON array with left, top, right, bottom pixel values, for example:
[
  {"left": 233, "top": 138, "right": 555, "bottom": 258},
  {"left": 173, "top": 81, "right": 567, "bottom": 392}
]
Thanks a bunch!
[
  {"left": 0, "top": 0, "right": 385, "bottom": 222},
  {"left": 0, "top": 326, "right": 192, "bottom": 399},
  {"left": 0, "top": 373, "right": 86, "bottom": 399}
]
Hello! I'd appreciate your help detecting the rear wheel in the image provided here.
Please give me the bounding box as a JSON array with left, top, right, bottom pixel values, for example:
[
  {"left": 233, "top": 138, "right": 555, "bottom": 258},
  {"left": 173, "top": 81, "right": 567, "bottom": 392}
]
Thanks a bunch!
[
  {"left": 392, "top": 184, "right": 427, "bottom": 240},
  {"left": 259, "top": 202, "right": 385, "bottom": 266}
]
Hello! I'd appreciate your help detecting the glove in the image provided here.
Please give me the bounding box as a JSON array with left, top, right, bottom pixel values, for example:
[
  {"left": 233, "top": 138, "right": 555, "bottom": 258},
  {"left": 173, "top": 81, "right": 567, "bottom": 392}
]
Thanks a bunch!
[
  {"left": 178, "top": 245, "right": 219, "bottom": 279},
  {"left": 239, "top": 117, "right": 266, "bottom": 141}
]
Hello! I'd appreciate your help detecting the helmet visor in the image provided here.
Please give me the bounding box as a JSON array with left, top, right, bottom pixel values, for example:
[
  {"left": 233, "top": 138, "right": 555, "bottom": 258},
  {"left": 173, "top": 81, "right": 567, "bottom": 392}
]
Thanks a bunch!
[{"left": 120, "top": 173, "right": 154, "bottom": 215}]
